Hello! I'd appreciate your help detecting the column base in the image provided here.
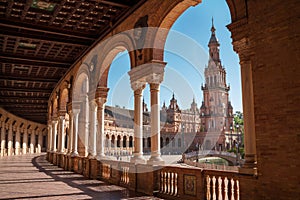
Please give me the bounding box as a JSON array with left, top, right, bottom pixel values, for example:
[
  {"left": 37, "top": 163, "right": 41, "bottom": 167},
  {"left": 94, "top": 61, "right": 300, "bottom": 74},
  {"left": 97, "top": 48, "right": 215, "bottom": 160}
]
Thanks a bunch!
[
  {"left": 131, "top": 154, "right": 146, "bottom": 164},
  {"left": 71, "top": 152, "right": 79, "bottom": 157},
  {"left": 96, "top": 154, "right": 107, "bottom": 161},
  {"left": 239, "top": 154, "right": 257, "bottom": 175},
  {"left": 87, "top": 153, "right": 96, "bottom": 159},
  {"left": 147, "top": 154, "right": 165, "bottom": 165}
]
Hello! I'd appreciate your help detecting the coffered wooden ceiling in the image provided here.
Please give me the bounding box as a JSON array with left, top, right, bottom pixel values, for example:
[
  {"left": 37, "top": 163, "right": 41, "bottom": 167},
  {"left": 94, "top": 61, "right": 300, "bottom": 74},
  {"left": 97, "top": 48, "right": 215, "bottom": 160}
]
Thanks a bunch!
[{"left": 0, "top": 0, "right": 146, "bottom": 124}]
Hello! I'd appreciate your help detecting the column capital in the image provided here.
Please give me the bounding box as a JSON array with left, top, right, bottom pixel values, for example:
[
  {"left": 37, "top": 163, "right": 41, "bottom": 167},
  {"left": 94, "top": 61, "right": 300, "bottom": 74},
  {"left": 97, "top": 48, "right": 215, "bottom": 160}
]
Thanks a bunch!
[
  {"left": 131, "top": 81, "right": 146, "bottom": 93},
  {"left": 149, "top": 82, "right": 160, "bottom": 91},
  {"left": 95, "top": 87, "right": 109, "bottom": 99},
  {"left": 128, "top": 60, "right": 166, "bottom": 84},
  {"left": 58, "top": 110, "right": 67, "bottom": 117}
]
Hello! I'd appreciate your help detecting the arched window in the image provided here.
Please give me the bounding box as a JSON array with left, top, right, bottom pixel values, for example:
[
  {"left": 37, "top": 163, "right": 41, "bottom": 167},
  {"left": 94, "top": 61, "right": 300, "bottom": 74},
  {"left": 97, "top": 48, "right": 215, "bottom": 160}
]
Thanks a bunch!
[
  {"left": 129, "top": 136, "right": 133, "bottom": 148},
  {"left": 178, "top": 138, "right": 181, "bottom": 148},
  {"left": 147, "top": 137, "right": 151, "bottom": 148}
]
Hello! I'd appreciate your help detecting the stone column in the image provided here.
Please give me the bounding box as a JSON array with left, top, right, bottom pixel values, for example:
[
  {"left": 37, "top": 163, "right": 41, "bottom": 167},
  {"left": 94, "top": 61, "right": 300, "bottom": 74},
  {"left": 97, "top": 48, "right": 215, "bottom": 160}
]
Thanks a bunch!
[
  {"left": 7, "top": 123, "right": 13, "bottom": 156},
  {"left": 23, "top": 128, "right": 28, "bottom": 154},
  {"left": 58, "top": 114, "right": 66, "bottom": 153},
  {"left": 30, "top": 130, "right": 36, "bottom": 154},
  {"left": 0, "top": 122, "right": 5, "bottom": 156},
  {"left": 52, "top": 120, "right": 58, "bottom": 152},
  {"left": 107, "top": 135, "right": 111, "bottom": 155},
  {"left": 239, "top": 59, "right": 257, "bottom": 174},
  {"left": 95, "top": 87, "right": 109, "bottom": 160},
  {"left": 68, "top": 109, "right": 74, "bottom": 154},
  {"left": 38, "top": 131, "right": 42, "bottom": 153},
  {"left": 147, "top": 83, "right": 164, "bottom": 165},
  {"left": 88, "top": 99, "right": 97, "bottom": 158},
  {"left": 15, "top": 126, "right": 20, "bottom": 155},
  {"left": 47, "top": 123, "right": 52, "bottom": 152},
  {"left": 71, "top": 109, "right": 80, "bottom": 156},
  {"left": 130, "top": 82, "right": 146, "bottom": 164}
]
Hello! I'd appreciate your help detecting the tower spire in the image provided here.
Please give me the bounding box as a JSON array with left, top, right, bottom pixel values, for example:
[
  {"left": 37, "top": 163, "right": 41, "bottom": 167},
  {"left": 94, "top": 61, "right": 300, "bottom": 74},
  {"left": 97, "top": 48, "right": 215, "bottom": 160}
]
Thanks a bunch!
[{"left": 211, "top": 17, "right": 215, "bottom": 34}]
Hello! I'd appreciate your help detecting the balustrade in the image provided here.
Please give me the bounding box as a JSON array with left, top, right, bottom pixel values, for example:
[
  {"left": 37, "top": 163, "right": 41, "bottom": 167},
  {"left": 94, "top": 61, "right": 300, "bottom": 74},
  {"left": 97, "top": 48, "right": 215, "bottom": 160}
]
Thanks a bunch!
[
  {"left": 102, "top": 163, "right": 111, "bottom": 179},
  {"left": 160, "top": 170, "right": 178, "bottom": 197},
  {"left": 205, "top": 170, "right": 240, "bottom": 200},
  {"left": 121, "top": 166, "right": 130, "bottom": 184}
]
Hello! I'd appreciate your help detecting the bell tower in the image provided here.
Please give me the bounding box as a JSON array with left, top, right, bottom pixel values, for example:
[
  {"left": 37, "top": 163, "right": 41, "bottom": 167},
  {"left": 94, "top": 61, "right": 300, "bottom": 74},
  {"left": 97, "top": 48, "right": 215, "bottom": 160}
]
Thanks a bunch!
[{"left": 200, "top": 19, "right": 233, "bottom": 150}]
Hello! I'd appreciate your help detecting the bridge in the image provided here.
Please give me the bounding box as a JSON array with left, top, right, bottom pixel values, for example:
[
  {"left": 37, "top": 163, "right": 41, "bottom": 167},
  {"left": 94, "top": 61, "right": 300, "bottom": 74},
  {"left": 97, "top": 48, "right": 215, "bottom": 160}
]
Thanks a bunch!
[{"left": 183, "top": 150, "right": 242, "bottom": 166}]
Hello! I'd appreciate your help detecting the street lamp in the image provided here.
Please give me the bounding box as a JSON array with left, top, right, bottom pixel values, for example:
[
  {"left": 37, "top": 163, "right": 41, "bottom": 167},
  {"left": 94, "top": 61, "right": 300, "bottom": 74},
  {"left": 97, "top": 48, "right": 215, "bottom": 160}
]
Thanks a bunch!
[
  {"left": 235, "top": 124, "right": 240, "bottom": 165},
  {"left": 230, "top": 125, "right": 233, "bottom": 150}
]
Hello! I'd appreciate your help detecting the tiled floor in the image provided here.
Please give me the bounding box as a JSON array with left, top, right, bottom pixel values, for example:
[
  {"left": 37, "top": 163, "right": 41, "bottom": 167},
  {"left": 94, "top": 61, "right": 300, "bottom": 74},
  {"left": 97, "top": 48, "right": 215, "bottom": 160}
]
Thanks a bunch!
[{"left": 0, "top": 154, "right": 163, "bottom": 200}]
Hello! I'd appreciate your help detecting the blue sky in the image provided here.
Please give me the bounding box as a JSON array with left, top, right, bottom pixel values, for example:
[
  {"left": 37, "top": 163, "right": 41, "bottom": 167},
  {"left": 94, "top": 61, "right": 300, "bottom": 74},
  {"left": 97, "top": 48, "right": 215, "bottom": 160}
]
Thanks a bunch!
[{"left": 106, "top": 0, "right": 243, "bottom": 112}]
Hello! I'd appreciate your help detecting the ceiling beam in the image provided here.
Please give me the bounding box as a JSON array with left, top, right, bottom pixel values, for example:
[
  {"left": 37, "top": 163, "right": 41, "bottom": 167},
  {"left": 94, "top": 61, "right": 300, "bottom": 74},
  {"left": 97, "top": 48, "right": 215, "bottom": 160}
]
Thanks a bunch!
[
  {"left": 0, "top": 75, "right": 59, "bottom": 83},
  {"left": 0, "top": 21, "right": 96, "bottom": 42},
  {"left": 0, "top": 100, "right": 48, "bottom": 105},
  {"left": 1, "top": 105, "right": 47, "bottom": 109},
  {"left": 97, "top": 0, "right": 130, "bottom": 8},
  {"left": 0, "top": 96, "right": 49, "bottom": 100},
  {"left": 0, "top": 87, "right": 52, "bottom": 93},
  {"left": 0, "top": 31, "right": 89, "bottom": 47},
  {"left": 13, "top": 110, "right": 47, "bottom": 113},
  {"left": 0, "top": 55, "right": 72, "bottom": 68}
]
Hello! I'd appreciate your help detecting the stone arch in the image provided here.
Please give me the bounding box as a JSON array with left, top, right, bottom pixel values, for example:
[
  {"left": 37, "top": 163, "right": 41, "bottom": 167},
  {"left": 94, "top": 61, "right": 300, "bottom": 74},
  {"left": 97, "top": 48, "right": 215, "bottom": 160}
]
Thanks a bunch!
[
  {"left": 129, "top": 136, "right": 133, "bottom": 148},
  {"left": 123, "top": 135, "right": 127, "bottom": 148},
  {"left": 117, "top": 135, "right": 121, "bottom": 148},
  {"left": 52, "top": 96, "right": 58, "bottom": 118},
  {"left": 59, "top": 82, "right": 69, "bottom": 112},
  {"left": 72, "top": 66, "right": 89, "bottom": 102},
  {"left": 72, "top": 68, "right": 90, "bottom": 156},
  {"left": 89, "top": 33, "right": 136, "bottom": 88},
  {"left": 105, "top": 134, "right": 110, "bottom": 148},
  {"left": 111, "top": 135, "right": 115, "bottom": 148}
]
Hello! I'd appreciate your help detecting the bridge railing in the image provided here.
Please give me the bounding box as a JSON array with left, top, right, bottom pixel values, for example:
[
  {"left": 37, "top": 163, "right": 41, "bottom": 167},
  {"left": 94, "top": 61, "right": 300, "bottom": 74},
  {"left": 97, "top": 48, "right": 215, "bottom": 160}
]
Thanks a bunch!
[
  {"left": 185, "top": 150, "right": 237, "bottom": 159},
  {"left": 184, "top": 159, "right": 239, "bottom": 172}
]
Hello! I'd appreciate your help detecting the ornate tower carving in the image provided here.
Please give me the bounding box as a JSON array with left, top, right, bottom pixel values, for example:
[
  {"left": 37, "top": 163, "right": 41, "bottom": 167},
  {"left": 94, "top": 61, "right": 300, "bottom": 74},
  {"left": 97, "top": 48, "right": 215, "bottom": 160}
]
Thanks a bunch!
[{"left": 200, "top": 19, "right": 234, "bottom": 150}]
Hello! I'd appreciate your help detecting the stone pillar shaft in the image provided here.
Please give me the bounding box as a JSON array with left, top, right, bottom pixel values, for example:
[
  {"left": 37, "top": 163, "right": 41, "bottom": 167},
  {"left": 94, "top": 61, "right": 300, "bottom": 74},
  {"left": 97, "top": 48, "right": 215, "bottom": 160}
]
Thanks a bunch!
[
  {"left": 38, "top": 132, "right": 42, "bottom": 153},
  {"left": 8, "top": 124, "right": 13, "bottom": 156},
  {"left": 52, "top": 120, "right": 58, "bottom": 152},
  {"left": 0, "top": 122, "right": 5, "bottom": 156},
  {"left": 23, "top": 128, "right": 28, "bottom": 154},
  {"left": 48, "top": 124, "right": 52, "bottom": 152},
  {"left": 15, "top": 126, "right": 20, "bottom": 155},
  {"left": 240, "top": 59, "right": 257, "bottom": 173},
  {"left": 72, "top": 110, "right": 80, "bottom": 156},
  {"left": 68, "top": 112, "right": 74, "bottom": 154},
  {"left": 96, "top": 98, "right": 106, "bottom": 159},
  {"left": 147, "top": 83, "right": 164, "bottom": 164},
  {"left": 59, "top": 115, "right": 66, "bottom": 153},
  {"left": 131, "top": 85, "right": 146, "bottom": 164},
  {"left": 30, "top": 130, "right": 36, "bottom": 154},
  {"left": 88, "top": 100, "right": 97, "bottom": 158}
]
